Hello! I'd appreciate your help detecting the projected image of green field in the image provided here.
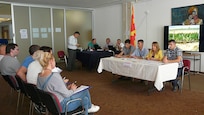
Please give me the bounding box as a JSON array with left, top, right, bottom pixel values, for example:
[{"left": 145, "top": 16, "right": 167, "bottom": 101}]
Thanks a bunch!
[{"left": 169, "top": 25, "right": 200, "bottom": 51}]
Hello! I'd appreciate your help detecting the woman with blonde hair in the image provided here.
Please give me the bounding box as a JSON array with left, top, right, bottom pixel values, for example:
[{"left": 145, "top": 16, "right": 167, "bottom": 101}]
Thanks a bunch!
[
  {"left": 146, "top": 41, "right": 163, "bottom": 61},
  {"left": 37, "top": 52, "right": 99, "bottom": 115}
]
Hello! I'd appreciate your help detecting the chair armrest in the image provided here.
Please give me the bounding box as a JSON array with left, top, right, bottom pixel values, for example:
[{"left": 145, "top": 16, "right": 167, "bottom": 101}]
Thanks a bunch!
[
  {"left": 183, "top": 66, "right": 190, "bottom": 72},
  {"left": 65, "top": 98, "right": 83, "bottom": 114},
  {"left": 182, "top": 66, "right": 190, "bottom": 77}
]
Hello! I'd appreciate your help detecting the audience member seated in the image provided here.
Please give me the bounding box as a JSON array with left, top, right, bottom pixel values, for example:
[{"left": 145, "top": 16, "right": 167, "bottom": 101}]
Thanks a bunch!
[
  {"left": 26, "top": 50, "right": 44, "bottom": 84},
  {"left": 27, "top": 46, "right": 53, "bottom": 85},
  {"left": 39, "top": 46, "right": 53, "bottom": 53},
  {"left": 17, "top": 45, "right": 40, "bottom": 81},
  {"left": 115, "top": 39, "right": 135, "bottom": 58},
  {"left": 87, "top": 38, "right": 101, "bottom": 51},
  {"left": 146, "top": 42, "right": 163, "bottom": 61},
  {"left": 103, "top": 38, "right": 114, "bottom": 51},
  {"left": 163, "top": 39, "right": 183, "bottom": 92},
  {"left": 0, "top": 44, "right": 6, "bottom": 61},
  {"left": 0, "top": 43, "right": 20, "bottom": 76},
  {"left": 115, "top": 39, "right": 124, "bottom": 54},
  {"left": 37, "top": 52, "right": 100, "bottom": 115},
  {"left": 131, "top": 39, "right": 148, "bottom": 59}
]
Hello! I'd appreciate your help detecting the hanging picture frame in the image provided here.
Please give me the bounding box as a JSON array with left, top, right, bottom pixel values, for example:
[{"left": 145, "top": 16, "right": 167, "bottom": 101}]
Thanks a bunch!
[{"left": 171, "top": 4, "right": 204, "bottom": 25}]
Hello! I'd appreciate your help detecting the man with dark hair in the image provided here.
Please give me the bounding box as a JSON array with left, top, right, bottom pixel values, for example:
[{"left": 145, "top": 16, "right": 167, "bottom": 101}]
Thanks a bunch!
[
  {"left": 87, "top": 38, "right": 100, "bottom": 50},
  {"left": 0, "top": 43, "right": 20, "bottom": 76},
  {"left": 40, "top": 46, "right": 52, "bottom": 53},
  {"left": 131, "top": 39, "right": 148, "bottom": 59},
  {"left": 115, "top": 39, "right": 135, "bottom": 58},
  {"left": 27, "top": 46, "right": 53, "bottom": 84},
  {"left": 67, "top": 31, "right": 80, "bottom": 71},
  {"left": 163, "top": 39, "right": 183, "bottom": 92},
  {"left": 17, "top": 45, "right": 40, "bottom": 81}
]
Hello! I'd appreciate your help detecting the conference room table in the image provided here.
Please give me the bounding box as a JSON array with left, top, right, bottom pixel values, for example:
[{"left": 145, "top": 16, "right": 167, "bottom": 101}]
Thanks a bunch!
[
  {"left": 76, "top": 50, "right": 113, "bottom": 70},
  {"left": 97, "top": 57, "right": 179, "bottom": 91}
]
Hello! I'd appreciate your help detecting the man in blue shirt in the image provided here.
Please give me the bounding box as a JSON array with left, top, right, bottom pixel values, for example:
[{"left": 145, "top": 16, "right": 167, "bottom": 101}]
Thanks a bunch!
[
  {"left": 131, "top": 39, "right": 148, "bottom": 59},
  {"left": 17, "top": 45, "right": 40, "bottom": 81}
]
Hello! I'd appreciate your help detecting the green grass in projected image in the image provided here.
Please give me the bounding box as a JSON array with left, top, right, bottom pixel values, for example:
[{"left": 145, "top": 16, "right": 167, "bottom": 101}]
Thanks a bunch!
[{"left": 169, "top": 25, "right": 200, "bottom": 51}]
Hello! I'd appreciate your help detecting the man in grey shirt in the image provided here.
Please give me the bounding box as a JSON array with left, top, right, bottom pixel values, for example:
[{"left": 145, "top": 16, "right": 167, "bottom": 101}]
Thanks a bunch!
[
  {"left": 163, "top": 39, "right": 183, "bottom": 92},
  {"left": 115, "top": 39, "right": 135, "bottom": 58},
  {"left": 0, "top": 43, "right": 20, "bottom": 76}
]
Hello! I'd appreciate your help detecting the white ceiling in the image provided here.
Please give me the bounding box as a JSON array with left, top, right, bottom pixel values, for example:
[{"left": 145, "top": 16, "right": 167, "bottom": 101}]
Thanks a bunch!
[{"left": 0, "top": 0, "right": 137, "bottom": 8}]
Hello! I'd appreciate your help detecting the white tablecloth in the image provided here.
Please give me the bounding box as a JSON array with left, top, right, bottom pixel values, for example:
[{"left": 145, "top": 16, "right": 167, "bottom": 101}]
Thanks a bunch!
[{"left": 97, "top": 57, "right": 178, "bottom": 91}]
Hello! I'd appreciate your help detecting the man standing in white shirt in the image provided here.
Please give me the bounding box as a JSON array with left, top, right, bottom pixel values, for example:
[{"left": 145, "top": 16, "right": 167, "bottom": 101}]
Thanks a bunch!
[{"left": 67, "top": 31, "right": 80, "bottom": 71}]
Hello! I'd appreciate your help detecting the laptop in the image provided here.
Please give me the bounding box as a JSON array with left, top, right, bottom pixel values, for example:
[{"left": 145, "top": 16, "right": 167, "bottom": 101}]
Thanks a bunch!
[
  {"left": 94, "top": 44, "right": 101, "bottom": 50},
  {"left": 108, "top": 45, "right": 116, "bottom": 52}
]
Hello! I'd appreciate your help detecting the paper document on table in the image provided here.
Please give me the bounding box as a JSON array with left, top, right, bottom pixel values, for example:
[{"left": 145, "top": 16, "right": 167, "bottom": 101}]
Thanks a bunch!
[
  {"left": 123, "top": 62, "right": 132, "bottom": 68},
  {"left": 73, "top": 85, "right": 90, "bottom": 94}
]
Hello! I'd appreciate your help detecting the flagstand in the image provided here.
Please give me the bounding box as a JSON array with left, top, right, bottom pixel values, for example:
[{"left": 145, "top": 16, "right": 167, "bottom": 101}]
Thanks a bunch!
[{"left": 145, "top": 10, "right": 149, "bottom": 43}]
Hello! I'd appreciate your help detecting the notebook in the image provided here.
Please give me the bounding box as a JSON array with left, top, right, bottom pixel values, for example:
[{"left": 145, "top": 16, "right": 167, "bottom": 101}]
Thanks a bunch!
[{"left": 73, "top": 85, "right": 90, "bottom": 94}]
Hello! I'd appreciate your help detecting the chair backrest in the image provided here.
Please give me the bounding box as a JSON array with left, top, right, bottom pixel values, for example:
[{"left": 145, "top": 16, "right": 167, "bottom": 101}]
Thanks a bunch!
[
  {"left": 15, "top": 75, "right": 27, "bottom": 95},
  {"left": 38, "top": 89, "right": 62, "bottom": 115},
  {"left": 183, "top": 59, "right": 191, "bottom": 71},
  {"left": 24, "top": 83, "right": 42, "bottom": 105},
  {"left": 2, "top": 75, "right": 19, "bottom": 91},
  {"left": 57, "top": 51, "right": 65, "bottom": 59}
]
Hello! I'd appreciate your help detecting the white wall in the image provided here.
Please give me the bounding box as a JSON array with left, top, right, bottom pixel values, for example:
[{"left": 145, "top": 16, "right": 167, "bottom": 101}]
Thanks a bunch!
[
  {"left": 93, "top": 4, "right": 122, "bottom": 47},
  {"left": 93, "top": 0, "right": 204, "bottom": 72},
  {"left": 134, "top": 0, "right": 204, "bottom": 49},
  {"left": 134, "top": 0, "right": 204, "bottom": 72}
]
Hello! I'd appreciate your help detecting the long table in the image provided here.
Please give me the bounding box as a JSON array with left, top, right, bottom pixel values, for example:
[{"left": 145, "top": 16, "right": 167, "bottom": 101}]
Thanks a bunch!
[
  {"left": 76, "top": 51, "right": 113, "bottom": 70},
  {"left": 97, "top": 57, "right": 178, "bottom": 91}
]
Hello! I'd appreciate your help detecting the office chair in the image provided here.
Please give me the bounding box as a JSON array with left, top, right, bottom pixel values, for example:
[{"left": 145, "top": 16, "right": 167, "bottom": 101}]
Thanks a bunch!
[
  {"left": 15, "top": 75, "right": 29, "bottom": 107},
  {"left": 181, "top": 59, "right": 191, "bottom": 93},
  {"left": 24, "top": 83, "right": 45, "bottom": 115},
  {"left": 2, "top": 75, "right": 21, "bottom": 114},
  {"left": 57, "top": 50, "right": 68, "bottom": 67},
  {"left": 38, "top": 89, "right": 84, "bottom": 115}
]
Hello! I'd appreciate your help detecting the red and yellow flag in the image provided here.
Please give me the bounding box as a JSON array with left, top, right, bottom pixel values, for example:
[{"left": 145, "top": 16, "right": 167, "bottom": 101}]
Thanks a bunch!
[{"left": 130, "top": 5, "right": 136, "bottom": 46}]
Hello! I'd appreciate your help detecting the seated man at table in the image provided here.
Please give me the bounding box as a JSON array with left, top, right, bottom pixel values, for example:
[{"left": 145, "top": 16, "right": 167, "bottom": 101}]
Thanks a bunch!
[
  {"left": 131, "top": 39, "right": 148, "bottom": 59},
  {"left": 103, "top": 38, "right": 114, "bottom": 51},
  {"left": 87, "top": 38, "right": 101, "bottom": 51},
  {"left": 115, "top": 39, "right": 124, "bottom": 54},
  {"left": 115, "top": 39, "right": 135, "bottom": 57},
  {"left": 163, "top": 39, "right": 183, "bottom": 92},
  {"left": 146, "top": 41, "right": 163, "bottom": 61}
]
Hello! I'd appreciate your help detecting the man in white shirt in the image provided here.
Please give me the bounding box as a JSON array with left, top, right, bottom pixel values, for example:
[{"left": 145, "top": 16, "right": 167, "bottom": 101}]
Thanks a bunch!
[
  {"left": 115, "top": 39, "right": 124, "bottom": 54},
  {"left": 67, "top": 31, "right": 80, "bottom": 71}
]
